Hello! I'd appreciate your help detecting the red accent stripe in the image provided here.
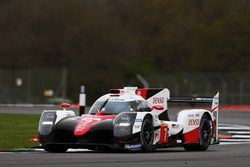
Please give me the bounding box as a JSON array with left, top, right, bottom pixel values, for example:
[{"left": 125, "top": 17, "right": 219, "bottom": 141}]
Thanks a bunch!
[
  {"left": 183, "top": 128, "right": 199, "bottom": 143},
  {"left": 136, "top": 88, "right": 147, "bottom": 99},
  {"left": 211, "top": 106, "right": 219, "bottom": 112},
  {"left": 74, "top": 115, "right": 116, "bottom": 136}
]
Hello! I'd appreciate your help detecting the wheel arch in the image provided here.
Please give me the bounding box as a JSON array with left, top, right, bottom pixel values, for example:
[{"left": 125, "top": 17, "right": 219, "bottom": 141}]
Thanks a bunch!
[
  {"left": 202, "top": 111, "right": 212, "bottom": 122},
  {"left": 144, "top": 113, "right": 153, "bottom": 121},
  {"left": 178, "top": 109, "right": 212, "bottom": 144},
  {"left": 132, "top": 112, "right": 155, "bottom": 134}
]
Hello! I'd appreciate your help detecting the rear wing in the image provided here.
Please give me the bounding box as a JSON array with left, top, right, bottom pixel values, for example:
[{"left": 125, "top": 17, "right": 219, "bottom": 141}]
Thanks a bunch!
[
  {"left": 168, "top": 92, "right": 219, "bottom": 112},
  {"left": 135, "top": 88, "right": 219, "bottom": 112}
]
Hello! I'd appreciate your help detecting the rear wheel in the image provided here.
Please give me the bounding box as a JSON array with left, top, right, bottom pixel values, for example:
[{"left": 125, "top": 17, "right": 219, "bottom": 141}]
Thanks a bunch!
[
  {"left": 43, "top": 145, "right": 68, "bottom": 153},
  {"left": 140, "top": 116, "right": 154, "bottom": 152},
  {"left": 184, "top": 115, "right": 211, "bottom": 151}
]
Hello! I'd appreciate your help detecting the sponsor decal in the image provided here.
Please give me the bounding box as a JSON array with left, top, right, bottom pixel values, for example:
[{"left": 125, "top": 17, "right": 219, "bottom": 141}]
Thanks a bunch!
[
  {"left": 188, "top": 119, "right": 200, "bottom": 126},
  {"left": 153, "top": 97, "right": 164, "bottom": 104},
  {"left": 77, "top": 119, "right": 94, "bottom": 130},
  {"left": 134, "top": 125, "right": 140, "bottom": 129},
  {"left": 188, "top": 114, "right": 199, "bottom": 118},
  {"left": 74, "top": 115, "right": 116, "bottom": 136},
  {"left": 120, "top": 90, "right": 125, "bottom": 94},
  {"left": 135, "top": 119, "right": 142, "bottom": 122},
  {"left": 124, "top": 144, "right": 141, "bottom": 150},
  {"left": 188, "top": 114, "right": 194, "bottom": 118},
  {"left": 109, "top": 97, "right": 124, "bottom": 102}
]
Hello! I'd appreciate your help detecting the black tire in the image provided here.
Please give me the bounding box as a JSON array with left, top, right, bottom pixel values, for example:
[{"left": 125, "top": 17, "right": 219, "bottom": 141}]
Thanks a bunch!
[
  {"left": 140, "top": 116, "right": 154, "bottom": 152},
  {"left": 43, "top": 145, "right": 68, "bottom": 153},
  {"left": 184, "top": 115, "right": 212, "bottom": 151}
]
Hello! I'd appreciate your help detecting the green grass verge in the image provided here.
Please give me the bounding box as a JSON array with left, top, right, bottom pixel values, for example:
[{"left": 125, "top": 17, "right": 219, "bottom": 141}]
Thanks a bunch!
[{"left": 0, "top": 113, "right": 40, "bottom": 151}]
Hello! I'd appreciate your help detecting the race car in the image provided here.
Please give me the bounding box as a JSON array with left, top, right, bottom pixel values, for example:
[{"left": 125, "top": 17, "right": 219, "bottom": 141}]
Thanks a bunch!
[{"left": 38, "top": 87, "right": 219, "bottom": 152}]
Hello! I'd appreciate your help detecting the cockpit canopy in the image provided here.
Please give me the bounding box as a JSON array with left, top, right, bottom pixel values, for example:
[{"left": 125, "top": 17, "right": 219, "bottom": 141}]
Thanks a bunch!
[{"left": 89, "top": 97, "right": 151, "bottom": 115}]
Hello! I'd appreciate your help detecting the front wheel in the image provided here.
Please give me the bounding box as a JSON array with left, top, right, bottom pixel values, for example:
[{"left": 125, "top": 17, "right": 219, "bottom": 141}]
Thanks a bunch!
[
  {"left": 184, "top": 115, "right": 212, "bottom": 151},
  {"left": 140, "top": 116, "right": 154, "bottom": 152}
]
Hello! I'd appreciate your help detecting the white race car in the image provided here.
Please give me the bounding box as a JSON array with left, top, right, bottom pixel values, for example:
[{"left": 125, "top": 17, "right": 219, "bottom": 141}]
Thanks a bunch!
[{"left": 38, "top": 87, "right": 219, "bottom": 152}]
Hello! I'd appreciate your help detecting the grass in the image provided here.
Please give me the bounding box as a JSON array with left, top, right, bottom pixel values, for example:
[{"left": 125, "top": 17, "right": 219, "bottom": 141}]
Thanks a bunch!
[{"left": 0, "top": 113, "right": 40, "bottom": 151}]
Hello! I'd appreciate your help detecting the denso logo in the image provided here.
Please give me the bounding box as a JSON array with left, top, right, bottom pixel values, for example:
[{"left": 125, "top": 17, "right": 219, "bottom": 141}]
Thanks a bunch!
[
  {"left": 188, "top": 119, "right": 200, "bottom": 126},
  {"left": 153, "top": 97, "right": 164, "bottom": 104}
]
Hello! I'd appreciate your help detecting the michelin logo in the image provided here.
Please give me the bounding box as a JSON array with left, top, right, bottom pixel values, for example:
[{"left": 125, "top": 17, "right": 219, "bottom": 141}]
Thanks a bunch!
[{"left": 124, "top": 144, "right": 142, "bottom": 150}]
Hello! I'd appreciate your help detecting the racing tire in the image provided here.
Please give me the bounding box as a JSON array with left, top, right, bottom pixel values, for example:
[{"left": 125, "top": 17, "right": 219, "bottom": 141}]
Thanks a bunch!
[
  {"left": 140, "top": 116, "right": 154, "bottom": 152},
  {"left": 184, "top": 115, "right": 212, "bottom": 151},
  {"left": 43, "top": 145, "right": 68, "bottom": 153}
]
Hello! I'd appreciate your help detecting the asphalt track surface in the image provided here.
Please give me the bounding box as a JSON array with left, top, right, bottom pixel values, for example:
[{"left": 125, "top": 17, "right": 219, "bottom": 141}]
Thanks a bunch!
[
  {"left": 1, "top": 106, "right": 250, "bottom": 167},
  {"left": 1, "top": 144, "right": 250, "bottom": 167}
]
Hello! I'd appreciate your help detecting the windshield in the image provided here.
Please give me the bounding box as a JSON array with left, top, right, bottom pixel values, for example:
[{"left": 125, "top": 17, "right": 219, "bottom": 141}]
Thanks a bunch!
[
  {"left": 89, "top": 100, "right": 132, "bottom": 115},
  {"left": 89, "top": 99, "right": 152, "bottom": 115}
]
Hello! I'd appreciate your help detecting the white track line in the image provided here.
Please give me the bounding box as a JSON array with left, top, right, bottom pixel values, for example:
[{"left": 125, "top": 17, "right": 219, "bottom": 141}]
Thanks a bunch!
[
  {"left": 219, "top": 127, "right": 250, "bottom": 131},
  {"left": 231, "top": 135, "right": 250, "bottom": 138},
  {"left": 219, "top": 123, "right": 250, "bottom": 145},
  {"left": 219, "top": 142, "right": 250, "bottom": 145},
  {"left": 220, "top": 139, "right": 250, "bottom": 142},
  {"left": 228, "top": 131, "right": 250, "bottom": 135},
  {"left": 33, "top": 148, "right": 90, "bottom": 152}
]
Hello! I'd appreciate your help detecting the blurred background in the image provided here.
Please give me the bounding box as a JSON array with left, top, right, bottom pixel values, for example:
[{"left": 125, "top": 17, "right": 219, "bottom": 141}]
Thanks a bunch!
[{"left": 0, "top": 0, "right": 250, "bottom": 105}]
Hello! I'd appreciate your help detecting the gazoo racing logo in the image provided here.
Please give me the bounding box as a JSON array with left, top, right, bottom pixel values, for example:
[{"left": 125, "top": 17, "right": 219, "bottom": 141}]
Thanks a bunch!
[{"left": 153, "top": 97, "right": 164, "bottom": 104}]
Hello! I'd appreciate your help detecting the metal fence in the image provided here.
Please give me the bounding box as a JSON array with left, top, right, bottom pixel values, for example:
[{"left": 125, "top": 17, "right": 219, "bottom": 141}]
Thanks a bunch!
[
  {"left": 0, "top": 69, "right": 67, "bottom": 104},
  {"left": 0, "top": 69, "right": 249, "bottom": 105}
]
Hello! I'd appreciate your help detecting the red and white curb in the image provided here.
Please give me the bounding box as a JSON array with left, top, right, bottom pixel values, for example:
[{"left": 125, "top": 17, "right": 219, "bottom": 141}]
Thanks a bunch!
[{"left": 219, "top": 124, "right": 250, "bottom": 145}]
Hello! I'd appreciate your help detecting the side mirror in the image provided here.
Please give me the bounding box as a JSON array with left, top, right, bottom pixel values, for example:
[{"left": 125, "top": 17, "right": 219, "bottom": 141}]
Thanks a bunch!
[{"left": 152, "top": 105, "right": 164, "bottom": 111}]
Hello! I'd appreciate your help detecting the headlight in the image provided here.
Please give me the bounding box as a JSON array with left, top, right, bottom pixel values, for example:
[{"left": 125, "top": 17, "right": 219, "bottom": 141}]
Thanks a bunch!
[
  {"left": 118, "top": 114, "right": 132, "bottom": 126},
  {"left": 38, "top": 111, "right": 57, "bottom": 135},
  {"left": 113, "top": 113, "right": 136, "bottom": 138}
]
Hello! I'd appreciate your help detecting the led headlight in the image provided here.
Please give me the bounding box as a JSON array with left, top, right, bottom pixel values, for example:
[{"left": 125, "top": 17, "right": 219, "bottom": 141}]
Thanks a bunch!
[
  {"left": 113, "top": 113, "right": 136, "bottom": 138},
  {"left": 38, "top": 111, "right": 57, "bottom": 135},
  {"left": 118, "top": 114, "right": 132, "bottom": 126}
]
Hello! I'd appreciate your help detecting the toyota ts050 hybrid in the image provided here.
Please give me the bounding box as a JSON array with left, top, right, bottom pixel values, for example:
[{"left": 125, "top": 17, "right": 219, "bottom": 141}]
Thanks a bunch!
[{"left": 38, "top": 87, "right": 219, "bottom": 152}]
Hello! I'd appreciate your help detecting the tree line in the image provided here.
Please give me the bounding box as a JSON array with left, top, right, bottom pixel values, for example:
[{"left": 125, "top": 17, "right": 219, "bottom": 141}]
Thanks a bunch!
[{"left": 0, "top": 0, "right": 250, "bottom": 102}]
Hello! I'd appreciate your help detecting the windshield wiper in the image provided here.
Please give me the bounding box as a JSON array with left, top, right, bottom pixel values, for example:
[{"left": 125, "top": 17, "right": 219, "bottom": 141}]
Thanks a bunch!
[{"left": 98, "top": 98, "right": 109, "bottom": 112}]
